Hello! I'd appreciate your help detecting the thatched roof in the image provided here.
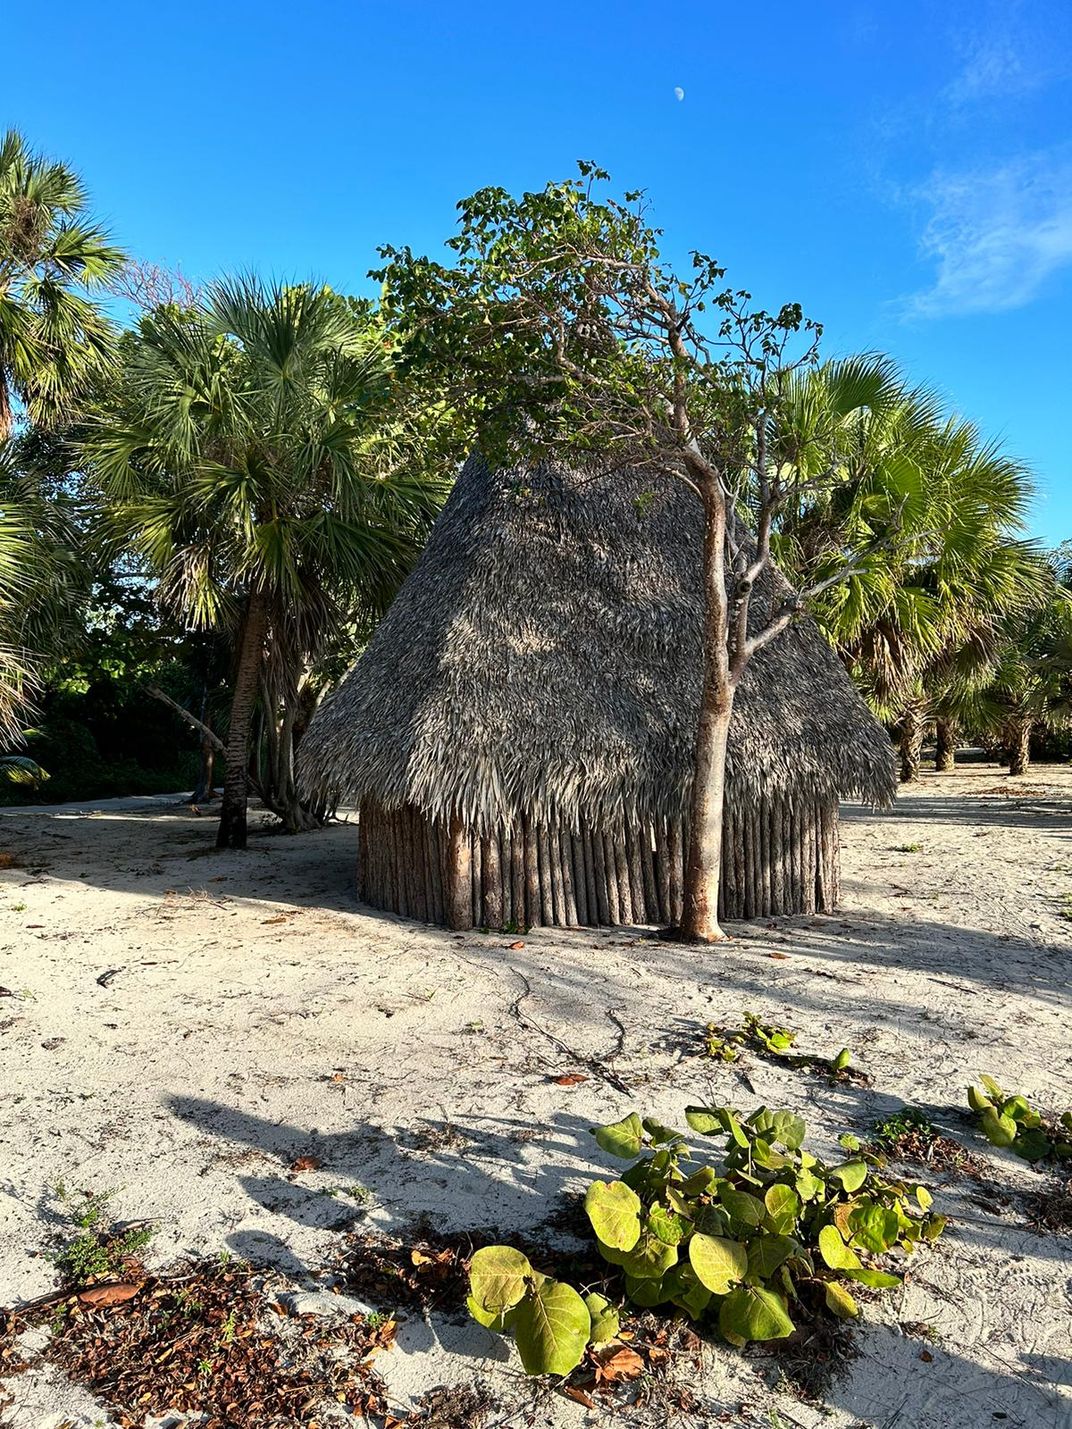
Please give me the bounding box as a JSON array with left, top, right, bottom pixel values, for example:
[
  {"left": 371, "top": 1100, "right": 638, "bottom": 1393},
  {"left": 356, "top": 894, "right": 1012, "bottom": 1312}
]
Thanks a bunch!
[{"left": 300, "top": 455, "right": 896, "bottom": 831}]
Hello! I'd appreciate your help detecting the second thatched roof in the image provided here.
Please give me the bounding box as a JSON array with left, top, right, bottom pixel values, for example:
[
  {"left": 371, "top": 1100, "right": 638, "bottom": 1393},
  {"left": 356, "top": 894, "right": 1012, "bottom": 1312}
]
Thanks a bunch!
[{"left": 300, "top": 454, "right": 896, "bottom": 831}]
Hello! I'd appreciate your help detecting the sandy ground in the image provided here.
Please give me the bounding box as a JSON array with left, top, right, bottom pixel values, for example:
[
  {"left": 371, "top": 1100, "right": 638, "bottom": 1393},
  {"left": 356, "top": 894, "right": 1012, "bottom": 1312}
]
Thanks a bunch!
[{"left": 0, "top": 758, "right": 1070, "bottom": 1428}]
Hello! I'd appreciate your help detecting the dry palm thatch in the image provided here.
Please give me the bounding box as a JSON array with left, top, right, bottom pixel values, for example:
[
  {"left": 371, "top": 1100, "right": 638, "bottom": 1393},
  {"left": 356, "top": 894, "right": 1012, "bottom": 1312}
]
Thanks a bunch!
[
  {"left": 302, "top": 454, "right": 894, "bottom": 822},
  {"left": 300, "top": 455, "right": 895, "bottom": 927}
]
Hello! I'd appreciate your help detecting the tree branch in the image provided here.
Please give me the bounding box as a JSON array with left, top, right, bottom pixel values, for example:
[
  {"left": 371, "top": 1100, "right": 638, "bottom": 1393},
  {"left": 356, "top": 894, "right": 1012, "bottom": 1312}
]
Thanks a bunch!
[{"left": 146, "top": 685, "right": 225, "bottom": 753}]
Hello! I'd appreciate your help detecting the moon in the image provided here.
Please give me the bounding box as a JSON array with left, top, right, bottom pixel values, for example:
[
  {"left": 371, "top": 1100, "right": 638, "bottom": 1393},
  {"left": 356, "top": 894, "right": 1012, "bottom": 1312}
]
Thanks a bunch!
[{"left": 674, "top": 86, "right": 685, "bottom": 101}]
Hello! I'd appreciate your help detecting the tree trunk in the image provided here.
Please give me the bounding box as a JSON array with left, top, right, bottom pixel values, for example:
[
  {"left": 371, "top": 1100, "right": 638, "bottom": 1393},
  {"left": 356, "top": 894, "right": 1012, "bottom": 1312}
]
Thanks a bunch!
[
  {"left": 193, "top": 737, "right": 216, "bottom": 802},
  {"left": 679, "top": 482, "right": 732, "bottom": 942},
  {"left": 934, "top": 718, "right": 957, "bottom": 773},
  {"left": 216, "top": 591, "right": 268, "bottom": 850},
  {"left": 1008, "top": 718, "right": 1032, "bottom": 776},
  {"left": 0, "top": 371, "right": 12, "bottom": 442},
  {"left": 899, "top": 703, "right": 926, "bottom": 783}
]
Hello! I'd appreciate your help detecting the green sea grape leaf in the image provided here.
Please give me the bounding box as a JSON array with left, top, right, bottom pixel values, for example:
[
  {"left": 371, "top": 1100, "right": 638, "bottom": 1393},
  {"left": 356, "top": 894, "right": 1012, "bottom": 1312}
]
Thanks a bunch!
[
  {"left": 980, "top": 1107, "right": 1017, "bottom": 1148},
  {"left": 513, "top": 1279, "right": 591, "bottom": 1376},
  {"left": 829, "top": 1160, "right": 868, "bottom": 1193},
  {"left": 719, "top": 1285, "right": 795, "bottom": 1344},
  {"left": 818, "top": 1225, "right": 862, "bottom": 1271},
  {"left": 845, "top": 1266, "right": 902, "bottom": 1288},
  {"left": 594, "top": 1113, "right": 645, "bottom": 1159},
  {"left": 584, "top": 1291, "right": 620, "bottom": 1344},
  {"left": 747, "top": 1233, "right": 796, "bottom": 1279},
  {"left": 584, "top": 1181, "right": 642, "bottom": 1251},
  {"left": 718, "top": 1184, "right": 766, "bottom": 1228},
  {"left": 468, "top": 1245, "right": 532, "bottom": 1312},
  {"left": 763, "top": 1184, "right": 801, "bottom": 1235},
  {"left": 688, "top": 1233, "right": 748, "bottom": 1294},
  {"left": 824, "top": 1282, "right": 860, "bottom": 1319},
  {"left": 621, "top": 1231, "right": 678, "bottom": 1279}
]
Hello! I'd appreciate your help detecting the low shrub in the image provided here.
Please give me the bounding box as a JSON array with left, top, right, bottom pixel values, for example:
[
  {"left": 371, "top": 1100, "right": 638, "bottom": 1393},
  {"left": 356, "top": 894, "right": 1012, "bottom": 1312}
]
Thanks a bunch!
[
  {"left": 467, "top": 1104, "right": 944, "bottom": 1375},
  {"left": 967, "top": 1077, "right": 1072, "bottom": 1164}
]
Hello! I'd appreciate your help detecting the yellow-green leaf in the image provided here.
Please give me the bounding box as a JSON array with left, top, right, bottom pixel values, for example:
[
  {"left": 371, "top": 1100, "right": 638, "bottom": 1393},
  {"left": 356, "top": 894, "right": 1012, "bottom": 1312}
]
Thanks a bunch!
[
  {"left": 468, "top": 1245, "right": 532, "bottom": 1312},
  {"left": 688, "top": 1233, "right": 748, "bottom": 1294},
  {"left": 584, "top": 1180, "right": 642, "bottom": 1252}
]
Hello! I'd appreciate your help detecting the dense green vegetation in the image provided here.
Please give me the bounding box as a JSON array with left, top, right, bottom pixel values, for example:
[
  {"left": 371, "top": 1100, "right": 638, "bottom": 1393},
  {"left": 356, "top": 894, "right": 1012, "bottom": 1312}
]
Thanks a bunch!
[{"left": 1, "top": 135, "right": 1068, "bottom": 834}]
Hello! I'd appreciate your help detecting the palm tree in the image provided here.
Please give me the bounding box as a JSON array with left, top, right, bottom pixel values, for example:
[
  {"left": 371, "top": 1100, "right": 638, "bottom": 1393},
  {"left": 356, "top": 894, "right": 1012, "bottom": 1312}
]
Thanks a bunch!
[
  {"left": 971, "top": 550, "right": 1072, "bottom": 775},
  {"left": 771, "top": 360, "right": 1044, "bottom": 779},
  {"left": 85, "top": 278, "right": 445, "bottom": 848},
  {"left": 0, "top": 432, "right": 88, "bottom": 748},
  {"left": 0, "top": 130, "right": 124, "bottom": 437}
]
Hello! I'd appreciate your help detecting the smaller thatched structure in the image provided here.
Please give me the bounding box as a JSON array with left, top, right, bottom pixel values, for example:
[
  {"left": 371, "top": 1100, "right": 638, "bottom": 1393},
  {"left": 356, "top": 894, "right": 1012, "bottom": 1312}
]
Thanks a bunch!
[{"left": 301, "top": 455, "right": 896, "bottom": 928}]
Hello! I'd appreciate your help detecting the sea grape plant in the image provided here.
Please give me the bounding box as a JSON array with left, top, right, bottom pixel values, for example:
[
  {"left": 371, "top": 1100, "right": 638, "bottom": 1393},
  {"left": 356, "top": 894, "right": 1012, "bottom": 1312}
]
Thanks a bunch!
[
  {"left": 967, "top": 1077, "right": 1072, "bottom": 1163},
  {"left": 465, "top": 1105, "right": 944, "bottom": 1376},
  {"left": 704, "top": 1011, "right": 854, "bottom": 1079}
]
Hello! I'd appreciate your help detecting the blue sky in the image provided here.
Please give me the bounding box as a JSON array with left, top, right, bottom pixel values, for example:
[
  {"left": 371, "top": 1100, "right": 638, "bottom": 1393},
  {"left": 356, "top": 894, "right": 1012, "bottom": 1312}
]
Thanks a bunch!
[{"left": 5, "top": 0, "right": 1071, "bottom": 537}]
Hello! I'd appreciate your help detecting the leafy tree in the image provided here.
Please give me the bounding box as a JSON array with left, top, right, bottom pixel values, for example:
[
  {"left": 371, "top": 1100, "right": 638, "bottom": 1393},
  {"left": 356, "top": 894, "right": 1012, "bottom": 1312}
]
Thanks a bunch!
[
  {"left": 0, "top": 129, "right": 124, "bottom": 437},
  {"left": 374, "top": 165, "right": 898, "bottom": 942},
  {"left": 85, "top": 278, "right": 445, "bottom": 847}
]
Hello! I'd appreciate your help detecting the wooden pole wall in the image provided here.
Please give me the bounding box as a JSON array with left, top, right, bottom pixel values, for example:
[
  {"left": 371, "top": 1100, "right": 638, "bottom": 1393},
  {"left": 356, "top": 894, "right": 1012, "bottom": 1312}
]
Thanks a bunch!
[{"left": 355, "top": 794, "right": 842, "bottom": 930}]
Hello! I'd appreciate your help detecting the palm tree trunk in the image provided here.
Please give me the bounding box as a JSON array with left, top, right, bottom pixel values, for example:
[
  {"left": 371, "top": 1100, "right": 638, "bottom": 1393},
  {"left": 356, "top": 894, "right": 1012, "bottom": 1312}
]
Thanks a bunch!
[
  {"left": 1008, "top": 718, "right": 1033, "bottom": 776},
  {"left": 935, "top": 718, "right": 957, "bottom": 773},
  {"left": 899, "top": 702, "right": 926, "bottom": 783},
  {"left": 216, "top": 591, "right": 268, "bottom": 850},
  {"left": 0, "top": 371, "right": 12, "bottom": 442}
]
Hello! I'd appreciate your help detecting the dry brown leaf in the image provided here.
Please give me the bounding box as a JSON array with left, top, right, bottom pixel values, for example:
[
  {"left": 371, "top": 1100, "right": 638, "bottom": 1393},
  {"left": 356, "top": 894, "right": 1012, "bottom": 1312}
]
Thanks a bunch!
[
  {"left": 553, "top": 1073, "right": 587, "bottom": 1086},
  {"left": 594, "top": 1345, "right": 645, "bottom": 1382},
  {"left": 508, "top": 940, "right": 525, "bottom": 950},
  {"left": 768, "top": 951, "right": 790, "bottom": 960},
  {"left": 262, "top": 914, "right": 288, "bottom": 925},
  {"left": 289, "top": 1155, "right": 320, "bottom": 1172},
  {"left": 562, "top": 1386, "right": 596, "bottom": 1407},
  {"left": 77, "top": 1282, "right": 142, "bottom": 1307}
]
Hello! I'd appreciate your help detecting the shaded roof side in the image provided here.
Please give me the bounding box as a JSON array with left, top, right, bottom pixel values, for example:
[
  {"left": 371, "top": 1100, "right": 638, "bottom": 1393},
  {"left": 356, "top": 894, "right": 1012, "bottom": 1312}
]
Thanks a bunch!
[{"left": 300, "top": 455, "right": 896, "bottom": 831}]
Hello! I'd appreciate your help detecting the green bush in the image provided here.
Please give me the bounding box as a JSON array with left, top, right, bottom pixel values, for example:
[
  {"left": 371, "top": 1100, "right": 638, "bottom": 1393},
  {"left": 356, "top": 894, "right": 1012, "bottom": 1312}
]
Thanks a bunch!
[{"left": 467, "top": 1104, "right": 944, "bottom": 1375}]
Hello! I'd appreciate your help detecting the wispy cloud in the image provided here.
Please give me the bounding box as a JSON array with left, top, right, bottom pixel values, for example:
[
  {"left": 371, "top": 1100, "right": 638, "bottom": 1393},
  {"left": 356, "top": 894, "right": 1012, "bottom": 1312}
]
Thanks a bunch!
[
  {"left": 945, "top": 34, "right": 1040, "bottom": 106},
  {"left": 904, "top": 151, "right": 1072, "bottom": 318},
  {"left": 943, "top": 2, "right": 1068, "bottom": 108}
]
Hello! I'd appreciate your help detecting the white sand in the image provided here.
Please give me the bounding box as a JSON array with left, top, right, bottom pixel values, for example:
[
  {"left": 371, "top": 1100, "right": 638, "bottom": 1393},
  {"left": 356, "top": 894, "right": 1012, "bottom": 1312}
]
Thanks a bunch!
[{"left": 1, "top": 760, "right": 1070, "bottom": 1428}]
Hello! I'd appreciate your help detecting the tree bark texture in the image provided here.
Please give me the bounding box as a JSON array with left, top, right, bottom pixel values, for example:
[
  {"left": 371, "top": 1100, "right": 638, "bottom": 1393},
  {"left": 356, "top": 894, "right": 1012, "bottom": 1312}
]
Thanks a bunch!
[
  {"left": 1008, "top": 718, "right": 1033, "bottom": 776},
  {"left": 899, "top": 703, "right": 926, "bottom": 783},
  {"left": 216, "top": 591, "right": 268, "bottom": 850},
  {"left": 934, "top": 719, "right": 957, "bottom": 773},
  {"left": 679, "top": 478, "right": 733, "bottom": 941}
]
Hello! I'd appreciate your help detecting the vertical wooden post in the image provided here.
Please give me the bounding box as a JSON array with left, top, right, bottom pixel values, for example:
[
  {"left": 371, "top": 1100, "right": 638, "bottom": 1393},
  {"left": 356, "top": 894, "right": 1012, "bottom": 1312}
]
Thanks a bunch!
[
  {"left": 559, "top": 826, "right": 578, "bottom": 925},
  {"left": 481, "top": 830, "right": 503, "bottom": 930},
  {"left": 446, "top": 814, "right": 472, "bottom": 930},
  {"left": 523, "top": 816, "right": 541, "bottom": 926},
  {"left": 668, "top": 818, "right": 684, "bottom": 926},
  {"left": 511, "top": 822, "right": 526, "bottom": 927}
]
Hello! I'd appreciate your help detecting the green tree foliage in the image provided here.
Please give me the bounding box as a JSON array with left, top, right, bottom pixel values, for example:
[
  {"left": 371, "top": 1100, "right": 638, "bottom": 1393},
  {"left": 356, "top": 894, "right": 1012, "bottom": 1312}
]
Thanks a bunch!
[
  {"left": 85, "top": 278, "right": 446, "bottom": 846},
  {"left": 0, "top": 129, "right": 124, "bottom": 437},
  {"left": 769, "top": 358, "right": 1046, "bottom": 778}
]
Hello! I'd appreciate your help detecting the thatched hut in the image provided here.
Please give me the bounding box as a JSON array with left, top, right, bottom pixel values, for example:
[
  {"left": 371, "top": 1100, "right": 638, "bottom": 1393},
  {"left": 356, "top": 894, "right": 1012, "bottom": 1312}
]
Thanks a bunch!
[{"left": 301, "top": 455, "right": 895, "bottom": 929}]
